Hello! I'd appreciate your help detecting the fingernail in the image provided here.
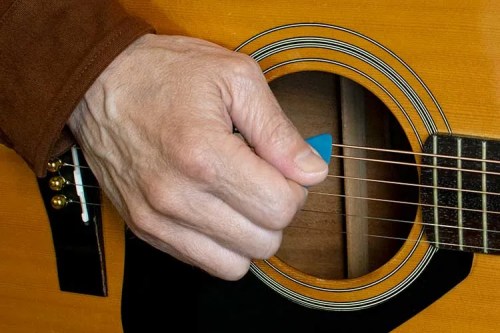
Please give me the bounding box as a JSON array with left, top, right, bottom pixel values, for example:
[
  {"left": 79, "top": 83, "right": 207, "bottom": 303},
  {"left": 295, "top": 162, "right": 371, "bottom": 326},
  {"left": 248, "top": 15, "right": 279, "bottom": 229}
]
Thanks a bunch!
[{"left": 295, "top": 146, "right": 327, "bottom": 174}]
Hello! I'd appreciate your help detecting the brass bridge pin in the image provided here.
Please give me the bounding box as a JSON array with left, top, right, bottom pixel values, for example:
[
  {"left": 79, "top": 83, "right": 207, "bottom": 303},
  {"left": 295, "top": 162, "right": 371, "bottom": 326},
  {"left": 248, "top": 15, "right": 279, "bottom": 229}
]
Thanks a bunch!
[
  {"left": 48, "top": 176, "right": 67, "bottom": 191},
  {"left": 50, "top": 194, "right": 68, "bottom": 210},
  {"left": 47, "top": 158, "right": 63, "bottom": 173}
]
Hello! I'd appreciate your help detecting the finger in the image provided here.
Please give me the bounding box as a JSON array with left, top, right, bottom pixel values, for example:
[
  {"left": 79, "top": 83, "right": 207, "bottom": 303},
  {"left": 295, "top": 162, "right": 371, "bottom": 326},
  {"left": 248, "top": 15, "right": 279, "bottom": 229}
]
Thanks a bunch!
[
  {"left": 128, "top": 210, "right": 252, "bottom": 281},
  {"left": 206, "top": 133, "right": 309, "bottom": 230},
  {"left": 143, "top": 181, "right": 285, "bottom": 259},
  {"left": 224, "top": 56, "right": 328, "bottom": 187},
  {"left": 151, "top": 127, "right": 308, "bottom": 231}
]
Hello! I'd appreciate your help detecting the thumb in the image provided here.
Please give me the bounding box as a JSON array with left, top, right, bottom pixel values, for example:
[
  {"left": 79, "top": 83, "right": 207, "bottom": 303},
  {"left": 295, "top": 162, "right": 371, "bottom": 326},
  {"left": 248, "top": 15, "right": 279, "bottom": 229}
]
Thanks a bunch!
[{"left": 228, "top": 70, "right": 328, "bottom": 187}]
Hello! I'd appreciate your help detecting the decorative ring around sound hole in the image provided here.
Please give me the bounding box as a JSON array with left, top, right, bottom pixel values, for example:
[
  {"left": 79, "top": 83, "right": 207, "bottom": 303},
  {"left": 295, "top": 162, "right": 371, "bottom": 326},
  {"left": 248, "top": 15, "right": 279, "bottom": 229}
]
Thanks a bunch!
[{"left": 235, "top": 23, "right": 449, "bottom": 311}]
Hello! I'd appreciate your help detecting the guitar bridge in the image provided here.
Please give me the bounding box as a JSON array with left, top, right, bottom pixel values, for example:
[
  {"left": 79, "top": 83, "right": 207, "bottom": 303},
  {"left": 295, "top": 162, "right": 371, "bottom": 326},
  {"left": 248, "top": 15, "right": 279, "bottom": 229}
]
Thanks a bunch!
[{"left": 37, "top": 145, "right": 108, "bottom": 296}]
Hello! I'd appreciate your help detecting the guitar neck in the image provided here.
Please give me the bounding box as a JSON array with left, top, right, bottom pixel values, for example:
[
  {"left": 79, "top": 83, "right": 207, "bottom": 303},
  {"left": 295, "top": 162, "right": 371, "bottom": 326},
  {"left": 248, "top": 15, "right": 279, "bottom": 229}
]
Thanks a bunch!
[{"left": 421, "top": 134, "right": 500, "bottom": 254}]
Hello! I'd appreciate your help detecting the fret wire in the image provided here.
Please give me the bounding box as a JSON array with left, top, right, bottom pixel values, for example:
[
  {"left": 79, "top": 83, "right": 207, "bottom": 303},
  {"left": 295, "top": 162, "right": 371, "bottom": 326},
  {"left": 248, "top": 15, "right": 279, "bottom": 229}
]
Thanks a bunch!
[
  {"left": 457, "top": 138, "right": 464, "bottom": 251},
  {"left": 482, "top": 141, "right": 489, "bottom": 254},
  {"left": 432, "top": 135, "right": 440, "bottom": 248}
]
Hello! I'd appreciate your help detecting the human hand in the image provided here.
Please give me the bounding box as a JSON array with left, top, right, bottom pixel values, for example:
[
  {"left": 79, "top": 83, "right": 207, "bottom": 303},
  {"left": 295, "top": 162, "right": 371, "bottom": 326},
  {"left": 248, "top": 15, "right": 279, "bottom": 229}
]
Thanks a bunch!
[{"left": 67, "top": 34, "right": 328, "bottom": 280}]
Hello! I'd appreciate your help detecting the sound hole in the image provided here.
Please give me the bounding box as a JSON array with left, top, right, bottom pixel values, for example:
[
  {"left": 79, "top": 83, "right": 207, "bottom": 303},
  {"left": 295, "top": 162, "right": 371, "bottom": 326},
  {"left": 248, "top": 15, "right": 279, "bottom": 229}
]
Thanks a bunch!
[{"left": 270, "top": 71, "right": 419, "bottom": 279}]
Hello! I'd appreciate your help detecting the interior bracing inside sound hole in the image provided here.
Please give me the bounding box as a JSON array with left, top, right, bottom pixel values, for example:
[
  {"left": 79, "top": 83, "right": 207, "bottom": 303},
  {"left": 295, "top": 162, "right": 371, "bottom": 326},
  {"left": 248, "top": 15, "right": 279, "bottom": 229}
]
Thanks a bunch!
[{"left": 269, "top": 71, "right": 419, "bottom": 280}]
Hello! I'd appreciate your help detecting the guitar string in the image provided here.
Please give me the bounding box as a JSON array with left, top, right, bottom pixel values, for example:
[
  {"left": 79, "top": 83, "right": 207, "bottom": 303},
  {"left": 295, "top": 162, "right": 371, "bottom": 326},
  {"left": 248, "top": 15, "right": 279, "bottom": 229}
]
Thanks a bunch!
[
  {"left": 331, "top": 153, "right": 500, "bottom": 177},
  {"left": 55, "top": 145, "right": 500, "bottom": 231},
  {"left": 320, "top": 145, "right": 500, "bottom": 240},
  {"left": 300, "top": 209, "right": 500, "bottom": 234},
  {"left": 301, "top": 208, "right": 458, "bottom": 233},
  {"left": 326, "top": 174, "right": 500, "bottom": 197},
  {"left": 62, "top": 178, "right": 500, "bottom": 216},
  {"left": 70, "top": 143, "right": 500, "bottom": 171},
  {"left": 56, "top": 142, "right": 500, "bottom": 250},
  {"left": 52, "top": 144, "right": 500, "bottom": 251},
  {"left": 56, "top": 151, "right": 500, "bottom": 218},
  {"left": 306, "top": 191, "right": 500, "bottom": 215},
  {"left": 61, "top": 152, "right": 500, "bottom": 197},
  {"left": 333, "top": 142, "right": 500, "bottom": 165},
  {"left": 287, "top": 224, "right": 499, "bottom": 253},
  {"left": 63, "top": 170, "right": 500, "bottom": 198},
  {"left": 62, "top": 192, "right": 500, "bottom": 234},
  {"left": 59, "top": 196, "right": 500, "bottom": 252}
]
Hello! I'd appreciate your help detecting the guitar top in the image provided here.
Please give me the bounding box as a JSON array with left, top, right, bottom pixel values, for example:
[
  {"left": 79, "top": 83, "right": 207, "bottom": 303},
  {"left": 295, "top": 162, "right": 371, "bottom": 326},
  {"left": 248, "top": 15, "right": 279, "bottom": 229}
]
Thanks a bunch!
[{"left": 1, "top": 1, "right": 499, "bottom": 332}]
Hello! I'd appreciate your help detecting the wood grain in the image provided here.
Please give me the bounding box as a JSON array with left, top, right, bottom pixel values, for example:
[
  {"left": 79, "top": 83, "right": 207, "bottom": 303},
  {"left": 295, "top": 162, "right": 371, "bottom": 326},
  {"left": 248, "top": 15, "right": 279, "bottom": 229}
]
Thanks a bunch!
[{"left": 1, "top": 1, "right": 499, "bottom": 332}]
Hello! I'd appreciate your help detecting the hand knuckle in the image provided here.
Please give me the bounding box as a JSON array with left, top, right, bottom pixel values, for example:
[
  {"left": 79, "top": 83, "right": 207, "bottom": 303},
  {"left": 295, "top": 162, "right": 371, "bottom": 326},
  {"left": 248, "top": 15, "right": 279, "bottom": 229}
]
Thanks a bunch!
[
  {"left": 230, "top": 53, "right": 261, "bottom": 75},
  {"left": 257, "top": 232, "right": 282, "bottom": 259},
  {"left": 178, "top": 143, "right": 219, "bottom": 186},
  {"left": 221, "top": 258, "right": 251, "bottom": 281},
  {"left": 267, "top": 118, "right": 296, "bottom": 149},
  {"left": 127, "top": 205, "right": 157, "bottom": 235},
  {"left": 267, "top": 194, "right": 299, "bottom": 229},
  {"left": 139, "top": 177, "right": 180, "bottom": 218}
]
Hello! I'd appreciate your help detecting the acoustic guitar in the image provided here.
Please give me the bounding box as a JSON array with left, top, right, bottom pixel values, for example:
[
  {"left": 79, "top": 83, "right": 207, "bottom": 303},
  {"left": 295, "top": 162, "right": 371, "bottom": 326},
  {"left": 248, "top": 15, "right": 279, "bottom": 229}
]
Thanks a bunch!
[{"left": 1, "top": 1, "right": 499, "bottom": 332}]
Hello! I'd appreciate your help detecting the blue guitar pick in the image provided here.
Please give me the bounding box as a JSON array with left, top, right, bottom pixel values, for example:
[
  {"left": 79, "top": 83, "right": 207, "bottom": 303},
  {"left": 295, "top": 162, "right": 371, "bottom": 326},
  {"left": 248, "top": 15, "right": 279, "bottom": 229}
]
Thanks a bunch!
[{"left": 305, "top": 133, "right": 332, "bottom": 164}]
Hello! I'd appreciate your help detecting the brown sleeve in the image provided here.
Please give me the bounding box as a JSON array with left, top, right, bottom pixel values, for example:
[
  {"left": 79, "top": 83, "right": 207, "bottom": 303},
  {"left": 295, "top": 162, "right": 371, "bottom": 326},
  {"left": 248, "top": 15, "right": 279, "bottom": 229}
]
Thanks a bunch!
[{"left": 0, "top": 0, "right": 155, "bottom": 177}]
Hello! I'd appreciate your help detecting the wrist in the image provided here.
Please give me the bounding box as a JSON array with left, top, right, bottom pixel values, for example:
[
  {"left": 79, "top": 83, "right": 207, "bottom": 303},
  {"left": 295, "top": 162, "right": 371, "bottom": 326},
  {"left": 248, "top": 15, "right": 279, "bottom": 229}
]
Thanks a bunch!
[{"left": 90, "top": 33, "right": 155, "bottom": 93}]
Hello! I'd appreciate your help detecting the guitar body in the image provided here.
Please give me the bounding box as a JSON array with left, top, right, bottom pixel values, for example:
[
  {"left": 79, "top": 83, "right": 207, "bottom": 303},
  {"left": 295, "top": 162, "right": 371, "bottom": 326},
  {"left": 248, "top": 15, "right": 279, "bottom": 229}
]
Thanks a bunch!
[
  {"left": 1, "top": 1, "right": 499, "bottom": 332},
  {"left": 0, "top": 145, "right": 125, "bottom": 333}
]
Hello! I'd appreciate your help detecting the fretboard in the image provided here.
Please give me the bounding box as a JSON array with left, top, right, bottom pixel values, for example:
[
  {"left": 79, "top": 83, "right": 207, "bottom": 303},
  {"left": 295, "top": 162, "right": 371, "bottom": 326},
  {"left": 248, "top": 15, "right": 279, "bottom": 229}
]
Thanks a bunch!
[{"left": 420, "top": 134, "right": 500, "bottom": 254}]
